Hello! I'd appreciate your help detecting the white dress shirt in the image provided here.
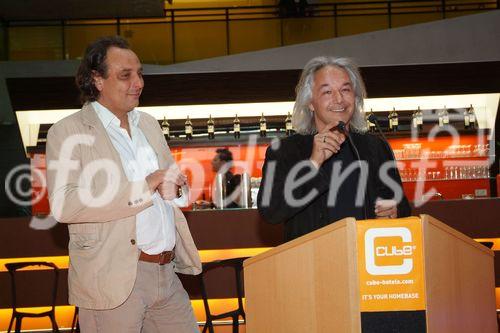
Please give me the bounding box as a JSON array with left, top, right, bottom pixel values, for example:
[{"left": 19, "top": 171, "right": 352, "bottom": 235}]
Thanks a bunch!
[{"left": 93, "top": 101, "right": 187, "bottom": 254}]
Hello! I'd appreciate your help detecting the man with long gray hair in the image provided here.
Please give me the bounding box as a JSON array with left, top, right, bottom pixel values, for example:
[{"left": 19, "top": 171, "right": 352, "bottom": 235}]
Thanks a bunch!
[{"left": 257, "top": 56, "right": 411, "bottom": 241}]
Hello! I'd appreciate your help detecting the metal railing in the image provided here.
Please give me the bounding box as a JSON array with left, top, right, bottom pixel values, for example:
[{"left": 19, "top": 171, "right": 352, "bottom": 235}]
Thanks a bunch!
[{"left": 1, "top": 0, "right": 497, "bottom": 63}]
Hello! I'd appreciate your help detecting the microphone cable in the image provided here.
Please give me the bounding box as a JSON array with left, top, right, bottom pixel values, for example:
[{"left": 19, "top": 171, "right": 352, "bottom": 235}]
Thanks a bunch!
[
  {"left": 367, "top": 113, "right": 405, "bottom": 211},
  {"left": 337, "top": 121, "right": 368, "bottom": 220},
  {"left": 367, "top": 113, "right": 402, "bottom": 177}
]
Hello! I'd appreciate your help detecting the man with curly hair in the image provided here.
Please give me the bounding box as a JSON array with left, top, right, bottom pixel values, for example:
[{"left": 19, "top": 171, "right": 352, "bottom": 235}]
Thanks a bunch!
[{"left": 46, "top": 36, "right": 200, "bottom": 332}]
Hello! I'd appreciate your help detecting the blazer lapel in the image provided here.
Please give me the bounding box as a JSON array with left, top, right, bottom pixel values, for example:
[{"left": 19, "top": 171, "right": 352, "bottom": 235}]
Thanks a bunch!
[
  {"left": 80, "top": 103, "right": 127, "bottom": 177},
  {"left": 138, "top": 114, "right": 169, "bottom": 169}
]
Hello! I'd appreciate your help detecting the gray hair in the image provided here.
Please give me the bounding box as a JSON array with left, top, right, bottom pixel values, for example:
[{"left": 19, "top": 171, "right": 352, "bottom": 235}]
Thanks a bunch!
[{"left": 292, "top": 56, "right": 367, "bottom": 134}]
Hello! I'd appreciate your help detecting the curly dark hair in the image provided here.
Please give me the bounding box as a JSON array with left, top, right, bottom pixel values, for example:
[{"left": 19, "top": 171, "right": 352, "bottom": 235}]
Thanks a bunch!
[
  {"left": 216, "top": 148, "right": 233, "bottom": 163},
  {"left": 75, "top": 36, "right": 130, "bottom": 104}
]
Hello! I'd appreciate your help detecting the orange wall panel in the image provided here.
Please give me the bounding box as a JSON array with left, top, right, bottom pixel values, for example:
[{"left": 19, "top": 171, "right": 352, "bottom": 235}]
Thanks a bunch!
[{"left": 31, "top": 133, "right": 493, "bottom": 214}]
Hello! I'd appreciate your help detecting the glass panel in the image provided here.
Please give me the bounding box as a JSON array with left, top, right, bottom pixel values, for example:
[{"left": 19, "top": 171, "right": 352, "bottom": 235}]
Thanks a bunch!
[
  {"left": 64, "top": 24, "right": 117, "bottom": 59},
  {"left": 121, "top": 23, "right": 173, "bottom": 65},
  {"left": 391, "top": 13, "right": 442, "bottom": 28},
  {"left": 174, "top": 9, "right": 227, "bottom": 22},
  {"left": 174, "top": 21, "right": 227, "bottom": 63},
  {"left": 282, "top": 17, "right": 335, "bottom": 46},
  {"left": 229, "top": 6, "right": 278, "bottom": 20},
  {"left": 444, "top": 0, "right": 495, "bottom": 18},
  {"left": 229, "top": 19, "right": 281, "bottom": 54},
  {"left": 9, "top": 26, "right": 63, "bottom": 60},
  {"left": 336, "top": 15, "right": 389, "bottom": 37},
  {"left": 120, "top": 18, "right": 169, "bottom": 24},
  {"left": 66, "top": 19, "right": 117, "bottom": 25},
  {"left": 445, "top": 10, "right": 484, "bottom": 19}
]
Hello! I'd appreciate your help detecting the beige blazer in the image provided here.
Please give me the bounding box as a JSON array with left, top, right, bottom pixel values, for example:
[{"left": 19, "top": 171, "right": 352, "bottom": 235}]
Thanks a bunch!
[{"left": 46, "top": 103, "right": 202, "bottom": 310}]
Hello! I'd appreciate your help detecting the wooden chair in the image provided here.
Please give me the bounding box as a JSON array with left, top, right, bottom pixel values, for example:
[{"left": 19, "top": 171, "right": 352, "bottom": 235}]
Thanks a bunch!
[
  {"left": 5, "top": 261, "right": 60, "bottom": 333},
  {"left": 199, "top": 257, "right": 248, "bottom": 333}
]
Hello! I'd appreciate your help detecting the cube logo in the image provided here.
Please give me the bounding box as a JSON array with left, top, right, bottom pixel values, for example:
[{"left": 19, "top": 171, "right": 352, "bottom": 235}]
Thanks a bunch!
[{"left": 365, "top": 227, "right": 414, "bottom": 275}]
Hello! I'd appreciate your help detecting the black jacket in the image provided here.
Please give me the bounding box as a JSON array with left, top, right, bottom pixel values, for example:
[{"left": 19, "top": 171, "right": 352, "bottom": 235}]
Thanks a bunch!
[{"left": 257, "top": 133, "right": 411, "bottom": 241}]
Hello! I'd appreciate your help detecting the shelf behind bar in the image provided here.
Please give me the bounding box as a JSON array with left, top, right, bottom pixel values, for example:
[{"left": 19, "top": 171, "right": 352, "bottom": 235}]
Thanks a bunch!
[
  {"left": 402, "top": 177, "right": 493, "bottom": 183},
  {"left": 27, "top": 127, "right": 491, "bottom": 155},
  {"left": 166, "top": 130, "right": 286, "bottom": 148},
  {"left": 396, "top": 155, "right": 493, "bottom": 161}
]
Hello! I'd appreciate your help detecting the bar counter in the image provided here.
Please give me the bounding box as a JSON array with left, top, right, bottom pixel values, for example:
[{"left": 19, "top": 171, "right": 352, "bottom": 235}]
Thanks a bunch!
[{"left": 0, "top": 198, "right": 498, "bottom": 309}]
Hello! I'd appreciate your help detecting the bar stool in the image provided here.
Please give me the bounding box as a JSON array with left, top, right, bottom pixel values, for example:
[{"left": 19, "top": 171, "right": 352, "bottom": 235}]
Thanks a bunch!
[
  {"left": 5, "top": 261, "right": 60, "bottom": 333},
  {"left": 199, "top": 257, "right": 248, "bottom": 333},
  {"left": 70, "top": 307, "right": 80, "bottom": 333},
  {"left": 478, "top": 241, "right": 494, "bottom": 249}
]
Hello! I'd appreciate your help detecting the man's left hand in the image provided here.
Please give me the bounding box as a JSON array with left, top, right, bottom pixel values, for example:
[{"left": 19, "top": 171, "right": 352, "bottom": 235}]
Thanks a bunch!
[{"left": 374, "top": 199, "right": 397, "bottom": 219}]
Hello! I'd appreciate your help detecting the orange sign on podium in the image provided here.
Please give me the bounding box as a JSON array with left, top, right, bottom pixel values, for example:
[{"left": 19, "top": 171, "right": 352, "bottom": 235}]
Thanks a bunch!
[{"left": 357, "top": 217, "right": 426, "bottom": 312}]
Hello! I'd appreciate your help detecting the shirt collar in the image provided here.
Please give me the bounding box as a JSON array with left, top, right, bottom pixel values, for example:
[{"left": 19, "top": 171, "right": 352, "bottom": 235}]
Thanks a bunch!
[
  {"left": 92, "top": 101, "right": 140, "bottom": 129},
  {"left": 128, "top": 108, "right": 140, "bottom": 127}
]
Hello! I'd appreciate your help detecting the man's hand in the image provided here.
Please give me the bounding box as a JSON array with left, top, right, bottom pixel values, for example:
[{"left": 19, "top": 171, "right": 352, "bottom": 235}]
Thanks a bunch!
[
  {"left": 310, "top": 122, "right": 346, "bottom": 168},
  {"left": 146, "top": 169, "right": 166, "bottom": 194},
  {"left": 146, "top": 167, "right": 188, "bottom": 200},
  {"left": 374, "top": 199, "right": 398, "bottom": 219},
  {"left": 158, "top": 166, "right": 188, "bottom": 201}
]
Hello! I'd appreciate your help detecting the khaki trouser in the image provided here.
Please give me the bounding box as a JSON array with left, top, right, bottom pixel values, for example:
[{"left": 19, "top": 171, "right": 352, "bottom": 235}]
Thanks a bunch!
[{"left": 79, "top": 261, "right": 198, "bottom": 333}]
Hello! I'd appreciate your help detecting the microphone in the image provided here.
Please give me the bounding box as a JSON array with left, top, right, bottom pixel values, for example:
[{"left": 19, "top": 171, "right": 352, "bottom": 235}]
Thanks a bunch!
[
  {"left": 336, "top": 121, "right": 367, "bottom": 220},
  {"left": 337, "top": 120, "right": 346, "bottom": 133},
  {"left": 337, "top": 120, "right": 346, "bottom": 134}
]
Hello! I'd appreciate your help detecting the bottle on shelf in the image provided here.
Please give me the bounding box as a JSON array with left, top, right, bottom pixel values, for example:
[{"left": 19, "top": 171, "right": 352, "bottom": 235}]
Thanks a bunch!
[
  {"left": 412, "top": 107, "right": 423, "bottom": 131},
  {"left": 185, "top": 115, "right": 193, "bottom": 140},
  {"left": 416, "top": 106, "right": 423, "bottom": 130},
  {"left": 468, "top": 104, "right": 476, "bottom": 130},
  {"left": 161, "top": 116, "right": 170, "bottom": 140},
  {"left": 285, "top": 111, "right": 293, "bottom": 136},
  {"left": 442, "top": 106, "right": 449, "bottom": 125},
  {"left": 367, "top": 109, "right": 376, "bottom": 133},
  {"left": 438, "top": 106, "right": 449, "bottom": 127},
  {"left": 233, "top": 114, "right": 241, "bottom": 139},
  {"left": 411, "top": 108, "right": 418, "bottom": 130},
  {"left": 259, "top": 113, "right": 267, "bottom": 137},
  {"left": 389, "top": 108, "right": 398, "bottom": 132},
  {"left": 207, "top": 114, "right": 215, "bottom": 140},
  {"left": 463, "top": 107, "right": 470, "bottom": 129}
]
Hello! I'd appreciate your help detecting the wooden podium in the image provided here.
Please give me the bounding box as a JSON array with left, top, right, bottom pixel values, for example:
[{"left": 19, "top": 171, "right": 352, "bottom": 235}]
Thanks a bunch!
[{"left": 243, "top": 215, "right": 497, "bottom": 333}]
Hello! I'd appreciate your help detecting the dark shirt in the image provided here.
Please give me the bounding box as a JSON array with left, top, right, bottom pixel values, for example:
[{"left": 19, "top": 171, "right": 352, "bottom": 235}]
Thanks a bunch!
[
  {"left": 257, "top": 133, "right": 411, "bottom": 241},
  {"left": 323, "top": 140, "right": 365, "bottom": 223}
]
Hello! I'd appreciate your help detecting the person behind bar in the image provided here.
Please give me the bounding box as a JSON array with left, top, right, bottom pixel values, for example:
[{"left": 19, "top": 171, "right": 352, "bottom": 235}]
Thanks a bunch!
[
  {"left": 46, "top": 36, "right": 201, "bottom": 332},
  {"left": 211, "top": 148, "right": 240, "bottom": 208},
  {"left": 257, "top": 56, "right": 411, "bottom": 241}
]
